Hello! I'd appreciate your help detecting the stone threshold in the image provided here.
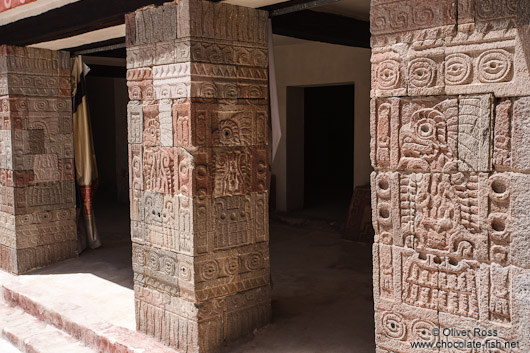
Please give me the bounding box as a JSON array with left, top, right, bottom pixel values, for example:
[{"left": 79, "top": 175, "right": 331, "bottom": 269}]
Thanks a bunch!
[{"left": 0, "top": 270, "right": 177, "bottom": 353}]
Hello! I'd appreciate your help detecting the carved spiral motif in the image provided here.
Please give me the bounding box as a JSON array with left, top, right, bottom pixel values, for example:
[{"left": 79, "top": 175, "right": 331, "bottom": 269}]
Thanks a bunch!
[
  {"left": 376, "top": 60, "right": 400, "bottom": 90},
  {"left": 382, "top": 312, "right": 406, "bottom": 340},
  {"left": 445, "top": 54, "right": 472, "bottom": 85},
  {"left": 478, "top": 50, "right": 512, "bottom": 83},
  {"left": 389, "top": 11, "right": 408, "bottom": 31},
  {"left": 34, "top": 99, "right": 48, "bottom": 111},
  {"left": 55, "top": 99, "right": 68, "bottom": 111},
  {"left": 409, "top": 58, "right": 436, "bottom": 88},
  {"left": 412, "top": 7, "right": 435, "bottom": 26},
  {"left": 134, "top": 248, "right": 145, "bottom": 266},
  {"left": 14, "top": 99, "right": 27, "bottom": 111}
]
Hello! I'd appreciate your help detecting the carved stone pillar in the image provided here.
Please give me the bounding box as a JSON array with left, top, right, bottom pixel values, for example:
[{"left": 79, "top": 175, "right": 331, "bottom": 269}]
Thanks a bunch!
[
  {"left": 0, "top": 46, "right": 76, "bottom": 275},
  {"left": 370, "top": 1, "right": 530, "bottom": 351},
  {"left": 126, "top": 1, "right": 271, "bottom": 351}
]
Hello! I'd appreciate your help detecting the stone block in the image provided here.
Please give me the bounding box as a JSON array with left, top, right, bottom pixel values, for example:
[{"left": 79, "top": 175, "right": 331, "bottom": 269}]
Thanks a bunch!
[
  {"left": 457, "top": 94, "right": 492, "bottom": 172},
  {"left": 511, "top": 97, "right": 530, "bottom": 171},
  {"left": 510, "top": 173, "right": 530, "bottom": 269},
  {"left": 127, "top": 101, "right": 143, "bottom": 144}
]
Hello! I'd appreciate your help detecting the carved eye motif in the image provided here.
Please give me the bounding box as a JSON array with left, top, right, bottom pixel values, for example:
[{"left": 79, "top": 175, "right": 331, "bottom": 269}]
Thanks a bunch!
[
  {"left": 417, "top": 119, "right": 435, "bottom": 138},
  {"left": 376, "top": 60, "right": 400, "bottom": 89},
  {"left": 478, "top": 50, "right": 512, "bottom": 83},
  {"left": 218, "top": 119, "right": 240, "bottom": 144},
  {"left": 408, "top": 58, "right": 436, "bottom": 88},
  {"left": 382, "top": 312, "right": 406, "bottom": 340},
  {"left": 445, "top": 54, "right": 472, "bottom": 85}
]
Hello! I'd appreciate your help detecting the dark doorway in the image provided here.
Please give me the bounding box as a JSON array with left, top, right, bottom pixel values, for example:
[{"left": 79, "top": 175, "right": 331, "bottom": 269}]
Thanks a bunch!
[{"left": 303, "top": 84, "right": 355, "bottom": 221}]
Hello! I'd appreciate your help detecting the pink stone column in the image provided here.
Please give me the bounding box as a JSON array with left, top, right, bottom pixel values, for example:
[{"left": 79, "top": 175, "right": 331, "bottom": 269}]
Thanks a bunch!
[
  {"left": 125, "top": 1, "right": 271, "bottom": 351},
  {"left": 370, "top": 1, "right": 530, "bottom": 351},
  {"left": 0, "top": 45, "right": 76, "bottom": 274}
]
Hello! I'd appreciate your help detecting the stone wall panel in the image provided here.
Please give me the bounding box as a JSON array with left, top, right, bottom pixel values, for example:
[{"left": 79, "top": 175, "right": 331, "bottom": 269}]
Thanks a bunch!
[{"left": 371, "top": 1, "right": 530, "bottom": 351}]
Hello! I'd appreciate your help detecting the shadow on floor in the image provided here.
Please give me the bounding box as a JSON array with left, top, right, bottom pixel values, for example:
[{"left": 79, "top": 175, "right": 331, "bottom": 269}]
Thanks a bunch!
[{"left": 26, "top": 200, "right": 376, "bottom": 352}]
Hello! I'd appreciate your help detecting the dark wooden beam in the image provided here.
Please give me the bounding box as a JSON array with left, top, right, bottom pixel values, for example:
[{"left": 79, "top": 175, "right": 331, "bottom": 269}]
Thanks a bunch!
[
  {"left": 0, "top": 0, "right": 167, "bottom": 46},
  {"left": 271, "top": 10, "right": 370, "bottom": 48}
]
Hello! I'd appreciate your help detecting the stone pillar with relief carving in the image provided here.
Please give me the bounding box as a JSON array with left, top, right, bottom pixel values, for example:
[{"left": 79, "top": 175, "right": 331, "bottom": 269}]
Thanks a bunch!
[
  {"left": 370, "top": 1, "right": 530, "bottom": 352},
  {"left": 0, "top": 45, "right": 76, "bottom": 275},
  {"left": 126, "top": 1, "right": 271, "bottom": 351}
]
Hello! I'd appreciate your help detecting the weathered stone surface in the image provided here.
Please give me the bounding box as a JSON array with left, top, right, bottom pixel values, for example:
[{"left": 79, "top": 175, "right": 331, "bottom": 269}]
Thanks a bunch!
[{"left": 126, "top": 1, "right": 270, "bottom": 351}]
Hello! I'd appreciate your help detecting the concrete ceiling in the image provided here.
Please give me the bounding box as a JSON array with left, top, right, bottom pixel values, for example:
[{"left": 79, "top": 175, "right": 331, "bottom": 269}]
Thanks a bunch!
[{"left": 226, "top": 0, "right": 370, "bottom": 21}]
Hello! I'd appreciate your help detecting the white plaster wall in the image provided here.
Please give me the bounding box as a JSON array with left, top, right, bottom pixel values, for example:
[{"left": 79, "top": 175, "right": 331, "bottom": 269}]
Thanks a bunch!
[{"left": 272, "top": 35, "right": 372, "bottom": 211}]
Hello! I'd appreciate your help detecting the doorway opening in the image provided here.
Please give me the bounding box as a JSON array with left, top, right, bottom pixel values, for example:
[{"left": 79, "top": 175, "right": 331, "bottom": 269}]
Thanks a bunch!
[
  {"left": 304, "top": 84, "right": 355, "bottom": 222},
  {"left": 77, "top": 55, "right": 133, "bottom": 288},
  {"left": 284, "top": 83, "right": 355, "bottom": 225}
]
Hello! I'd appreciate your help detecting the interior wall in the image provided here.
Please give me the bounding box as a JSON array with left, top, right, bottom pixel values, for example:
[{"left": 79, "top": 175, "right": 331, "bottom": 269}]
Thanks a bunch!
[
  {"left": 272, "top": 35, "right": 372, "bottom": 211},
  {"left": 86, "top": 75, "right": 129, "bottom": 203}
]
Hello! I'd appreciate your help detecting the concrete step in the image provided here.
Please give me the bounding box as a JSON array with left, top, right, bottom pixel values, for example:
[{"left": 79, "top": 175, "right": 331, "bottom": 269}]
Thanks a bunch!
[
  {"left": 0, "top": 301, "right": 95, "bottom": 353},
  {"left": 0, "top": 273, "right": 178, "bottom": 353}
]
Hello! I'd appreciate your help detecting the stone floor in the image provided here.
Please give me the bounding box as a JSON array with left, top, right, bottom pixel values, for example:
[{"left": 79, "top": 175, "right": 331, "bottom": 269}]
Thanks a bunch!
[{"left": 0, "top": 200, "right": 375, "bottom": 352}]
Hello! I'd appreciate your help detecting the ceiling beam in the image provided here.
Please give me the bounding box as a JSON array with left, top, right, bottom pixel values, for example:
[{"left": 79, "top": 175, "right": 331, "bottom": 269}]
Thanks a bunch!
[
  {"left": 271, "top": 10, "right": 370, "bottom": 48},
  {"left": 0, "top": 0, "right": 166, "bottom": 46}
]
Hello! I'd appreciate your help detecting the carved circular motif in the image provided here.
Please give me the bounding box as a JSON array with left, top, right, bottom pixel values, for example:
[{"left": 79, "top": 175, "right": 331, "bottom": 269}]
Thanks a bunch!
[
  {"left": 163, "top": 257, "right": 175, "bottom": 276},
  {"left": 134, "top": 248, "right": 145, "bottom": 266},
  {"left": 445, "top": 54, "right": 472, "bottom": 85},
  {"left": 478, "top": 50, "right": 512, "bottom": 83},
  {"left": 376, "top": 60, "right": 400, "bottom": 90},
  {"left": 477, "top": 0, "right": 498, "bottom": 19},
  {"left": 225, "top": 257, "right": 239, "bottom": 275},
  {"left": 377, "top": 203, "right": 392, "bottom": 227},
  {"left": 409, "top": 58, "right": 436, "bottom": 88},
  {"left": 489, "top": 176, "right": 510, "bottom": 202},
  {"left": 489, "top": 213, "right": 510, "bottom": 242},
  {"left": 246, "top": 253, "right": 264, "bottom": 271},
  {"left": 201, "top": 260, "right": 219, "bottom": 280},
  {"left": 178, "top": 262, "right": 192, "bottom": 281},
  {"left": 148, "top": 252, "right": 160, "bottom": 271},
  {"left": 382, "top": 312, "right": 406, "bottom": 340},
  {"left": 416, "top": 118, "right": 436, "bottom": 138}
]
